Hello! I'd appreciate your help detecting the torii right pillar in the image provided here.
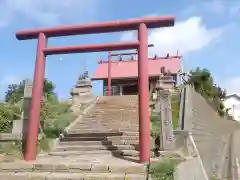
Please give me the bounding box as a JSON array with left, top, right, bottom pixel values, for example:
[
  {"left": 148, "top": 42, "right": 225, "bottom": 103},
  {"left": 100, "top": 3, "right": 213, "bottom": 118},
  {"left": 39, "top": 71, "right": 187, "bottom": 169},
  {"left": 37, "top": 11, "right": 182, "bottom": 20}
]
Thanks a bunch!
[{"left": 138, "top": 23, "right": 150, "bottom": 162}]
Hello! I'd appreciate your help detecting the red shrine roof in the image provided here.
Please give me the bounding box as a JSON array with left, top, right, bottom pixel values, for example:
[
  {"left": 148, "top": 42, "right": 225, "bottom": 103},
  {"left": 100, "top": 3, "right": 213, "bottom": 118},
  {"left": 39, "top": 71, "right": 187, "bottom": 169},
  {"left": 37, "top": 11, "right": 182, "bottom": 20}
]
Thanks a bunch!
[{"left": 91, "top": 56, "right": 181, "bottom": 80}]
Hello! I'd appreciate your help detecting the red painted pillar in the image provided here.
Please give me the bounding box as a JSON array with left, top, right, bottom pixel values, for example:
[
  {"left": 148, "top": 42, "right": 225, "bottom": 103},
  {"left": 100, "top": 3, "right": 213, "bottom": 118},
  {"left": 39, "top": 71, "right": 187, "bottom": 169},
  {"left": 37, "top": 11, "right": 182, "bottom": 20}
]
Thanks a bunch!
[
  {"left": 107, "top": 51, "right": 112, "bottom": 96},
  {"left": 25, "top": 33, "right": 47, "bottom": 161},
  {"left": 138, "top": 23, "right": 150, "bottom": 163}
]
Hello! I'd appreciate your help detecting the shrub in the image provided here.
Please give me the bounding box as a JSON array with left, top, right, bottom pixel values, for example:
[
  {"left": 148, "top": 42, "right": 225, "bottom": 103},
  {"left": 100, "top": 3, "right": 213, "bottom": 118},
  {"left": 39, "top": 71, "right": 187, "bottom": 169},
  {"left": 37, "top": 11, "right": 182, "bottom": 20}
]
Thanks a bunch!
[
  {"left": 150, "top": 159, "right": 176, "bottom": 180},
  {"left": 43, "top": 114, "right": 75, "bottom": 138},
  {"left": 37, "top": 136, "right": 51, "bottom": 152},
  {"left": 0, "top": 103, "right": 21, "bottom": 133},
  {"left": 41, "top": 101, "right": 75, "bottom": 138},
  {"left": 150, "top": 114, "right": 160, "bottom": 138}
]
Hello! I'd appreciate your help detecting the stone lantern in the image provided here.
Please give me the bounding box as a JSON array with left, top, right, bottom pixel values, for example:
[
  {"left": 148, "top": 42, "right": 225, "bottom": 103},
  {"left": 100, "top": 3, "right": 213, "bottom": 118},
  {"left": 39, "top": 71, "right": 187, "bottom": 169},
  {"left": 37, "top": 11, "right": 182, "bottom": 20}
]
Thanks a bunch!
[{"left": 70, "top": 71, "right": 93, "bottom": 114}]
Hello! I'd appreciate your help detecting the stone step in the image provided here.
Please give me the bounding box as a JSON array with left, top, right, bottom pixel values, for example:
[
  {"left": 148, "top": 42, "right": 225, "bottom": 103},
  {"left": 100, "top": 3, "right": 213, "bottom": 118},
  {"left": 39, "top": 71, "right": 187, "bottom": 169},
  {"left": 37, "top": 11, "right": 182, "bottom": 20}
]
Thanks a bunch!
[
  {"left": 92, "top": 107, "right": 137, "bottom": 109},
  {"left": 72, "top": 124, "right": 139, "bottom": 128},
  {"left": 49, "top": 150, "right": 140, "bottom": 157},
  {"left": 0, "top": 169, "right": 146, "bottom": 179},
  {"left": 64, "top": 132, "right": 124, "bottom": 137},
  {"left": 71, "top": 125, "right": 139, "bottom": 130},
  {"left": 95, "top": 106, "right": 137, "bottom": 108},
  {"left": 54, "top": 144, "right": 139, "bottom": 152},
  {"left": 61, "top": 136, "right": 139, "bottom": 142},
  {"left": 105, "top": 104, "right": 137, "bottom": 105},
  {"left": 108, "top": 106, "right": 135, "bottom": 109},
  {"left": 85, "top": 115, "right": 137, "bottom": 118},
  {"left": 65, "top": 131, "right": 139, "bottom": 137},
  {"left": 73, "top": 121, "right": 138, "bottom": 124},
  {"left": 92, "top": 111, "right": 137, "bottom": 113},
  {"left": 0, "top": 161, "right": 146, "bottom": 174},
  {"left": 88, "top": 113, "right": 136, "bottom": 116},
  {"left": 74, "top": 121, "right": 138, "bottom": 125},
  {"left": 99, "top": 105, "right": 137, "bottom": 107},
  {"left": 97, "top": 102, "right": 138, "bottom": 105},
  {"left": 72, "top": 123, "right": 139, "bottom": 127},
  {"left": 78, "top": 116, "right": 137, "bottom": 119},
  {"left": 81, "top": 119, "right": 138, "bottom": 122},
  {"left": 85, "top": 111, "right": 137, "bottom": 114},
  {"left": 0, "top": 172, "right": 146, "bottom": 180},
  {"left": 59, "top": 140, "right": 139, "bottom": 146},
  {"left": 97, "top": 100, "right": 137, "bottom": 102},
  {"left": 95, "top": 102, "right": 137, "bottom": 105},
  {"left": 70, "top": 127, "right": 138, "bottom": 131},
  {"left": 70, "top": 127, "right": 138, "bottom": 132}
]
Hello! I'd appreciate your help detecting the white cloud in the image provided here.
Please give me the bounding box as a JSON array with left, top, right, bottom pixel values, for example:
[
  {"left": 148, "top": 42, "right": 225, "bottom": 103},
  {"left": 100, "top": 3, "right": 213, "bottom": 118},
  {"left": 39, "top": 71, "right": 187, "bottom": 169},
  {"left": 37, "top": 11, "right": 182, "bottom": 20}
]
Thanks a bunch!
[
  {"left": 0, "top": 0, "right": 98, "bottom": 27},
  {"left": 120, "top": 16, "right": 224, "bottom": 56}
]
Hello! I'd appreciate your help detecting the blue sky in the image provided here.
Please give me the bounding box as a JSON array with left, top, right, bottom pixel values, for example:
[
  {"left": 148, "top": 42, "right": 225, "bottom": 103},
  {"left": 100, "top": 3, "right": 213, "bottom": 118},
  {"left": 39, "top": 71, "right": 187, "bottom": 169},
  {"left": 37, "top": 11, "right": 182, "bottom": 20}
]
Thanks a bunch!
[{"left": 0, "top": 0, "right": 240, "bottom": 100}]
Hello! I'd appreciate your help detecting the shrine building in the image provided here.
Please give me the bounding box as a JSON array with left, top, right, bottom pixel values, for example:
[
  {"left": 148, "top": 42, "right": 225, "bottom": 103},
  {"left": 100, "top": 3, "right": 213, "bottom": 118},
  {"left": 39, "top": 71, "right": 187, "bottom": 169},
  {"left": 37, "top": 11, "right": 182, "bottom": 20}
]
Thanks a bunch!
[{"left": 91, "top": 55, "right": 181, "bottom": 96}]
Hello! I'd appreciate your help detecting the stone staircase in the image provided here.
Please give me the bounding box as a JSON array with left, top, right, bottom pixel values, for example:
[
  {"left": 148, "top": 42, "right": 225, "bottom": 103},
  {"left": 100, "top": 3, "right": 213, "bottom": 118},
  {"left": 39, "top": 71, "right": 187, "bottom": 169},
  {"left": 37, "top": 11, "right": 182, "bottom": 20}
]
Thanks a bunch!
[
  {"left": 52, "top": 95, "right": 141, "bottom": 158},
  {"left": 0, "top": 95, "right": 148, "bottom": 180}
]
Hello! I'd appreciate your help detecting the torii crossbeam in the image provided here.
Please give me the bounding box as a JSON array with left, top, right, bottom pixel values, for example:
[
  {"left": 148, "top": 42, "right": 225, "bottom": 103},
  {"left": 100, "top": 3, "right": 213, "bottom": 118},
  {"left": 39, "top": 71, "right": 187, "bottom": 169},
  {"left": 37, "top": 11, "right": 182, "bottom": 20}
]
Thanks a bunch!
[{"left": 16, "top": 16, "right": 175, "bottom": 163}]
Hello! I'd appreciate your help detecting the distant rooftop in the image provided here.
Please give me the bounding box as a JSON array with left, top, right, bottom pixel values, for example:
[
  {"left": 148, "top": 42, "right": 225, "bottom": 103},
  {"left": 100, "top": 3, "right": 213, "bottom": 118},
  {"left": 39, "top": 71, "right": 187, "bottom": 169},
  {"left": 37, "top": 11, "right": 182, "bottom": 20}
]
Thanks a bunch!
[{"left": 91, "top": 55, "right": 181, "bottom": 80}]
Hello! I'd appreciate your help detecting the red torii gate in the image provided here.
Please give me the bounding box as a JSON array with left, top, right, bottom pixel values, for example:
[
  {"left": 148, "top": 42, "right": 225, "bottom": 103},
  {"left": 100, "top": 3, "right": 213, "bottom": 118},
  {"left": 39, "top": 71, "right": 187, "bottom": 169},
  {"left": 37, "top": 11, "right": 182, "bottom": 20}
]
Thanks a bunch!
[{"left": 16, "top": 16, "right": 175, "bottom": 163}]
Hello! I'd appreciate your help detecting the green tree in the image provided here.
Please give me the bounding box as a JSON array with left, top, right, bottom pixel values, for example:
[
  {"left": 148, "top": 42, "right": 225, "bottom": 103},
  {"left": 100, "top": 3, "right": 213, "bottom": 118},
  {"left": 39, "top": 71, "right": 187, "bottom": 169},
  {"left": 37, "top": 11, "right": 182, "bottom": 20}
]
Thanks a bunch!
[
  {"left": 5, "top": 78, "right": 57, "bottom": 104},
  {"left": 43, "top": 78, "right": 55, "bottom": 96},
  {"left": 187, "top": 67, "right": 214, "bottom": 96},
  {"left": 5, "top": 82, "right": 24, "bottom": 104},
  {"left": 186, "top": 67, "right": 227, "bottom": 117}
]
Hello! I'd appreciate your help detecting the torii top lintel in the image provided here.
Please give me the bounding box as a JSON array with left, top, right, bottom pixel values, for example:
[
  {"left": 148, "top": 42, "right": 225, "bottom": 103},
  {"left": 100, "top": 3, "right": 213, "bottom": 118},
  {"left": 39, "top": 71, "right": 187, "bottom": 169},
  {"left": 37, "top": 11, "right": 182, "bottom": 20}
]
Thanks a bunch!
[{"left": 16, "top": 16, "right": 174, "bottom": 40}]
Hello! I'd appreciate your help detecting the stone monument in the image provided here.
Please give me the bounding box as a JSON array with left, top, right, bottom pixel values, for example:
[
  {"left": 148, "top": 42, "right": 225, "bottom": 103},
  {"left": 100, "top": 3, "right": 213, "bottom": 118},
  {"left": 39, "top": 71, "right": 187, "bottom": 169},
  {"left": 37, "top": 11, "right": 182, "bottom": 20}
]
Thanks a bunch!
[
  {"left": 155, "top": 67, "right": 175, "bottom": 150},
  {"left": 12, "top": 78, "right": 32, "bottom": 137},
  {"left": 71, "top": 71, "right": 93, "bottom": 114}
]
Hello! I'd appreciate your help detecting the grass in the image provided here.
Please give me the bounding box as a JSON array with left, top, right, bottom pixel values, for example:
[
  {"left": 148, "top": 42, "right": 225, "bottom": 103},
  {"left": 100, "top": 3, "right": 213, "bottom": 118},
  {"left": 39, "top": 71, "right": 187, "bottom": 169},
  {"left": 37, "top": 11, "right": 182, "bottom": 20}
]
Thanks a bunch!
[
  {"left": 0, "top": 99, "right": 78, "bottom": 159},
  {"left": 0, "top": 102, "right": 22, "bottom": 133},
  {"left": 0, "top": 141, "right": 23, "bottom": 162},
  {"left": 37, "top": 136, "right": 52, "bottom": 153},
  {"left": 150, "top": 159, "right": 178, "bottom": 180},
  {"left": 0, "top": 137, "right": 54, "bottom": 162},
  {"left": 42, "top": 113, "right": 76, "bottom": 139}
]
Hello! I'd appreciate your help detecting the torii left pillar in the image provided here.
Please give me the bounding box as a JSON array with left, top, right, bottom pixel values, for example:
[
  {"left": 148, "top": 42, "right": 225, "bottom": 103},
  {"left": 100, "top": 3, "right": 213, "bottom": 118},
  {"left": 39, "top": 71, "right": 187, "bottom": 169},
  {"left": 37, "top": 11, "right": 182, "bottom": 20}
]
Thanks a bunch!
[{"left": 25, "top": 33, "right": 47, "bottom": 161}]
